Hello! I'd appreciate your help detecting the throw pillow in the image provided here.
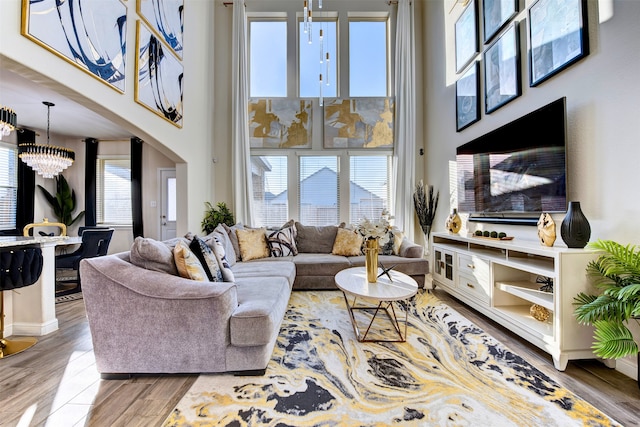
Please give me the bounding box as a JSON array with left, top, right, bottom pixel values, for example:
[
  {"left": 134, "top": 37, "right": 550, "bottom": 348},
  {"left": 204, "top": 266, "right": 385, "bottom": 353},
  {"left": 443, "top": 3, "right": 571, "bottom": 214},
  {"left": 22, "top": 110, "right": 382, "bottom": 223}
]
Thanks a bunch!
[
  {"left": 295, "top": 222, "right": 339, "bottom": 253},
  {"left": 173, "top": 240, "right": 208, "bottom": 281},
  {"left": 236, "top": 228, "right": 270, "bottom": 261},
  {"left": 266, "top": 225, "right": 298, "bottom": 257},
  {"left": 222, "top": 223, "right": 244, "bottom": 262},
  {"left": 211, "top": 235, "right": 236, "bottom": 282},
  {"left": 189, "top": 236, "right": 223, "bottom": 282},
  {"left": 332, "top": 228, "right": 364, "bottom": 256},
  {"left": 381, "top": 229, "right": 405, "bottom": 255},
  {"left": 213, "top": 224, "right": 237, "bottom": 266},
  {"left": 130, "top": 237, "right": 179, "bottom": 276}
]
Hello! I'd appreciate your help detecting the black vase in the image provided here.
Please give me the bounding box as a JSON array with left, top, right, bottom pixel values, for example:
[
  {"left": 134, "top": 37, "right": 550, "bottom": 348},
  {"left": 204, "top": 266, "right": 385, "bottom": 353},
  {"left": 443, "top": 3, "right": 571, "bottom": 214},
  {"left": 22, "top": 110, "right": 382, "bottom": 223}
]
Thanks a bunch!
[{"left": 560, "top": 201, "right": 591, "bottom": 248}]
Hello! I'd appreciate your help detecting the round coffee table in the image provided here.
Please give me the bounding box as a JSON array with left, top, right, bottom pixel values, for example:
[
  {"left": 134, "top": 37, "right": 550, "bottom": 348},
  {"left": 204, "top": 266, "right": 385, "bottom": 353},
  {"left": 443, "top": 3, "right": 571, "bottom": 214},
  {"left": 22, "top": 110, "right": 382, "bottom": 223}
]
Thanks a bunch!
[{"left": 334, "top": 267, "right": 418, "bottom": 342}]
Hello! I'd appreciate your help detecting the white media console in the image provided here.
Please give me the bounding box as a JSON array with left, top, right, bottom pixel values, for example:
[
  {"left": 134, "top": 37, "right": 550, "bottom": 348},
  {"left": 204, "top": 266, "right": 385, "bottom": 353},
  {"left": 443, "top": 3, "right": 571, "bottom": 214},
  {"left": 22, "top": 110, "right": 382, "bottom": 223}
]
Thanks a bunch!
[{"left": 431, "top": 232, "right": 600, "bottom": 371}]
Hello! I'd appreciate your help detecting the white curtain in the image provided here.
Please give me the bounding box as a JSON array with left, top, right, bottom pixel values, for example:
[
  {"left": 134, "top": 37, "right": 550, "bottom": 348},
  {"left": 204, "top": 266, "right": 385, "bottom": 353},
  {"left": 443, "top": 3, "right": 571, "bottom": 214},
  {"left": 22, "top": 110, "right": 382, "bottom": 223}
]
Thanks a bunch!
[
  {"left": 231, "top": 0, "right": 255, "bottom": 226},
  {"left": 393, "top": 0, "right": 416, "bottom": 235}
]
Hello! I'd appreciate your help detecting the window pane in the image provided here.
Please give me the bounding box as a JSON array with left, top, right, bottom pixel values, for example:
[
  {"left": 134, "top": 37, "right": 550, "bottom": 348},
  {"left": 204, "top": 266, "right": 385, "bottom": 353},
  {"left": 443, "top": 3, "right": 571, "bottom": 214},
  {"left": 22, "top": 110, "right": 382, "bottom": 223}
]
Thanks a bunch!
[
  {"left": 97, "top": 158, "right": 132, "bottom": 225},
  {"left": 350, "top": 156, "right": 390, "bottom": 223},
  {"left": 349, "top": 21, "right": 388, "bottom": 96},
  {"left": 167, "top": 177, "right": 177, "bottom": 221},
  {"left": 252, "top": 156, "right": 288, "bottom": 227},
  {"left": 299, "top": 156, "right": 338, "bottom": 226},
  {"left": 299, "top": 21, "right": 337, "bottom": 98},
  {"left": 0, "top": 145, "right": 17, "bottom": 230},
  {"left": 250, "top": 21, "right": 287, "bottom": 97}
]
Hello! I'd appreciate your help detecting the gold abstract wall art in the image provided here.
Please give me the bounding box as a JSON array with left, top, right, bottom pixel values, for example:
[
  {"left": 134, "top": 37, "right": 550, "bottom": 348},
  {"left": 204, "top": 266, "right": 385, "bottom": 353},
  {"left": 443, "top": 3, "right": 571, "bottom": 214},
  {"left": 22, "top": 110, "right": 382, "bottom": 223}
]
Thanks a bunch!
[
  {"left": 248, "top": 99, "right": 313, "bottom": 148},
  {"left": 323, "top": 98, "right": 395, "bottom": 148}
]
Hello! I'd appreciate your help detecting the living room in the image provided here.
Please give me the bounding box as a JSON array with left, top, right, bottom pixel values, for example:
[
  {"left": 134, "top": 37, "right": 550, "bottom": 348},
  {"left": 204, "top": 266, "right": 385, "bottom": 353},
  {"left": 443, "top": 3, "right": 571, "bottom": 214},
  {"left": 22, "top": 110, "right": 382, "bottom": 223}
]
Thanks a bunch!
[{"left": 1, "top": 0, "right": 639, "bottom": 425}]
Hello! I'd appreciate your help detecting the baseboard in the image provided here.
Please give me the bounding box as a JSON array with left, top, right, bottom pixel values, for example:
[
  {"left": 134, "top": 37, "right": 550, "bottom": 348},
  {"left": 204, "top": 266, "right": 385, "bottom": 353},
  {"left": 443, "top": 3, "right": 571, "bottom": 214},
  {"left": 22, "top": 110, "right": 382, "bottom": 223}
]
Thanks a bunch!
[
  {"left": 615, "top": 358, "right": 638, "bottom": 381},
  {"left": 12, "top": 319, "right": 59, "bottom": 336}
]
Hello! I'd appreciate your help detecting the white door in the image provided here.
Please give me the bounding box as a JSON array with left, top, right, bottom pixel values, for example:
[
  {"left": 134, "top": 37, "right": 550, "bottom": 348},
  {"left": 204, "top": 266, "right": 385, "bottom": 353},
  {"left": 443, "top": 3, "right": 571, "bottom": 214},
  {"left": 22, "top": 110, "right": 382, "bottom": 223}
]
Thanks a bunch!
[{"left": 160, "top": 168, "right": 177, "bottom": 240}]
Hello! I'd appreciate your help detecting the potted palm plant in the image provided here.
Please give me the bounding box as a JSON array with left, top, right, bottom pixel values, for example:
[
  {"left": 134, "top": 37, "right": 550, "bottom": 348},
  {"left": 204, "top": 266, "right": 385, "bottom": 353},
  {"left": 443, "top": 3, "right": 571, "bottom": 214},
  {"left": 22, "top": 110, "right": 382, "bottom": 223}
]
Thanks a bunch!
[
  {"left": 574, "top": 240, "right": 640, "bottom": 368},
  {"left": 413, "top": 180, "right": 439, "bottom": 254},
  {"left": 37, "top": 174, "right": 85, "bottom": 228},
  {"left": 201, "top": 201, "right": 235, "bottom": 234}
]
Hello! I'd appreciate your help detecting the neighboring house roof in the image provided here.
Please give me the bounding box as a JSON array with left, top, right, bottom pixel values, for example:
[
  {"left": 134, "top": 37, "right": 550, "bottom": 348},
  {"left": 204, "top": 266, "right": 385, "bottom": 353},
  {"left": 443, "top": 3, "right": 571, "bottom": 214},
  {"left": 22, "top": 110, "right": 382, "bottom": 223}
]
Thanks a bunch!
[{"left": 269, "top": 166, "right": 382, "bottom": 205}]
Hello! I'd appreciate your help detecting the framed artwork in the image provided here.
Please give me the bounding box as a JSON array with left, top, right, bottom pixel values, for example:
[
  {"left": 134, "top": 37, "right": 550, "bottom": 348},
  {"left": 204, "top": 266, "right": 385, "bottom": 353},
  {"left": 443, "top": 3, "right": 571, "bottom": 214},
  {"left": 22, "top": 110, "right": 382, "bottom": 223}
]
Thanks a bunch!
[
  {"left": 455, "top": 0, "right": 478, "bottom": 73},
  {"left": 324, "top": 98, "right": 395, "bottom": 149},
  {"left": 248, "top": 99, "right": 313, "bottom": 148},
  {"left": 456, "top": 62, "right": 480, "bottom": 132},
  {"left": 528, "top": 0, "right": 589, "bottom": 87},
  {"left": 484, "top": 22, "right": 521, "bottom": 114},
  {"left": 21, "top": 0, "right": 127, "bottom": 92},
  {"left": 483, "top": 0, "right": 518, "bottom": 43},
  {"left": 135, "top": 20, "right": 184, "bottom": 127},
  {"left": 137, "top": 0, "right": 184, "bottom": 59}
]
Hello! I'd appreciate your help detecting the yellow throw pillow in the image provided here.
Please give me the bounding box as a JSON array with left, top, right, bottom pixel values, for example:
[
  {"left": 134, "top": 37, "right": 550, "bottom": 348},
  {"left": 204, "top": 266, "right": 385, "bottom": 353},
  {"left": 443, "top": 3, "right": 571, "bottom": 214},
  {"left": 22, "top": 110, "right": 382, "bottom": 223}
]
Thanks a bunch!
[
  {"left": 174, "top": 240, "right": 208, "bottom": 281},
  {"left": 236, "top": 228, "right": 270, "bottom": 261},
  {"left": 332, "top": 228, "right": 364, "bottom": 256},
  {"left": 392, "top": 230, "right": 404, "bottom": 255}
]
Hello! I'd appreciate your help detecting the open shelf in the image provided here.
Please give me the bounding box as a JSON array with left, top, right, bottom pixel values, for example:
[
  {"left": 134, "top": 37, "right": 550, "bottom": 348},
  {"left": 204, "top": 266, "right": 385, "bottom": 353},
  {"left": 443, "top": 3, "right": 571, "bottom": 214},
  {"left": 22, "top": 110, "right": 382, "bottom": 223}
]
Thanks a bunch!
[
  {"left": 496, "top": 281, "right": 554, "bottom": 311},
  {"left": 494, "top": 305, "right": 553, "bottom": 339}
]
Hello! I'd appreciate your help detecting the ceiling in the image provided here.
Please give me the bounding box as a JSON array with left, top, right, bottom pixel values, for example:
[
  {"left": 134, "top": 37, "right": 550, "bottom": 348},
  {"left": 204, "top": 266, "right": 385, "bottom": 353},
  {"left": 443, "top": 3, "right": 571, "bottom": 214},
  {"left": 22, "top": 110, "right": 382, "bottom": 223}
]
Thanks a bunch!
[{"left": 0, "top": 68, "right": 132, "bottom": 140}]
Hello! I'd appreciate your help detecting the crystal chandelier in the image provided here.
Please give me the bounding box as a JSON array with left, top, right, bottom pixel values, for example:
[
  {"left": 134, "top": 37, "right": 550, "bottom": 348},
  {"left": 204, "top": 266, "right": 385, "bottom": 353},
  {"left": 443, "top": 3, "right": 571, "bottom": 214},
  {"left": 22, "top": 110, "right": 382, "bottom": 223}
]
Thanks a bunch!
[
  {"left": 0, "top": 106, "right": 17, "bottom": 136},
  {"left": 18, "top": 102, "right": 75, "bottom": 179}
]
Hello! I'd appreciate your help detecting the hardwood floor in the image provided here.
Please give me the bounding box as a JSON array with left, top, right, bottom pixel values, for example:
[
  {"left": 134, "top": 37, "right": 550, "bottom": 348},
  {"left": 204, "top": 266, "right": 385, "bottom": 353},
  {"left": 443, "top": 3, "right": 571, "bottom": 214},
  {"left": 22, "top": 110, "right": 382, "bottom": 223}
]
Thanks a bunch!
[{"left": 1, "top": 291, "right": 638, "bottom": 427}]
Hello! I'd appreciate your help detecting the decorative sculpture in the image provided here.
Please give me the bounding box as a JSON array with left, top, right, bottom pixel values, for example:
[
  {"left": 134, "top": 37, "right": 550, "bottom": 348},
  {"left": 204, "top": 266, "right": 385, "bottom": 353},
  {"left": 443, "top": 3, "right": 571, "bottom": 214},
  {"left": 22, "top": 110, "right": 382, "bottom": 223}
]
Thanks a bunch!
[{"left": 537, "top": 213, "right": 556, "bottom": 247}]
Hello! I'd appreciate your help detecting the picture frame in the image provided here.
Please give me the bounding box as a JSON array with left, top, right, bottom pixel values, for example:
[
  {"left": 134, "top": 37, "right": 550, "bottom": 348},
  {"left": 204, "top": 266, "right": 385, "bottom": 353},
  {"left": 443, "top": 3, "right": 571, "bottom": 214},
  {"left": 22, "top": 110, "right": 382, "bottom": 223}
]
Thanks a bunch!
[
  {"left": 21, "top": 0, "right": 127, "bottom": 92},
  {"left": 483, "top": 0, "right": 518, "bottom": 44},
  {"left": 455, "top": 0, "right": 478, "bottom": 73},
  {"left": 484, "top": 22, "right": 521, "bottom": 114},
  {"left": 456, "top": 62, "right": 480, "bottom": 132},
  {"left": 137, "top": 0, "right": 184, "bottom": 59},
  {"left": 528, "top": 0, "right": 589, "bottom": 87},
  {"left": 135, "top": 20, "right": 184, "bottom": 127}
]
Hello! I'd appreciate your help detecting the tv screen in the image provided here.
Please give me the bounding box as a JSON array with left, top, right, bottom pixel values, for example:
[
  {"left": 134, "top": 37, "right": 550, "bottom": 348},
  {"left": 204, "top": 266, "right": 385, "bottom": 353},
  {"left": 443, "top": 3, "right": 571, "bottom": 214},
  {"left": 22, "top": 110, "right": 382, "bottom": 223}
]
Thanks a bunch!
[{"left": 456, "top": 97, "right": 567, "bottom": 216}]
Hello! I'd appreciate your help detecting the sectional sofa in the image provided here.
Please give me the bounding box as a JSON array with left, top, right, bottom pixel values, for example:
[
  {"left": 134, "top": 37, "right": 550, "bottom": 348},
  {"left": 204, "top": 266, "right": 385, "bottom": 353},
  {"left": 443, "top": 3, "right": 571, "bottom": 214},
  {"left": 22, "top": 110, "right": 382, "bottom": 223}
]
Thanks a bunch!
[{"left": 80, "top": 222, "right": 428, "bottom": 377}]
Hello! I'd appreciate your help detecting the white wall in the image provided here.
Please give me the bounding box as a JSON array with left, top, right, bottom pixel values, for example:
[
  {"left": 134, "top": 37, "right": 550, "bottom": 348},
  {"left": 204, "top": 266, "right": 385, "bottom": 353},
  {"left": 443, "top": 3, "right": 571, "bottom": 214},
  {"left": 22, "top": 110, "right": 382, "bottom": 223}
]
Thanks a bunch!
[
  {"left": 0, "top": 0, "right": 217, "bottom": 236},
  {"left": 423, "top": 0, "right": 640, "bottom": 379}
]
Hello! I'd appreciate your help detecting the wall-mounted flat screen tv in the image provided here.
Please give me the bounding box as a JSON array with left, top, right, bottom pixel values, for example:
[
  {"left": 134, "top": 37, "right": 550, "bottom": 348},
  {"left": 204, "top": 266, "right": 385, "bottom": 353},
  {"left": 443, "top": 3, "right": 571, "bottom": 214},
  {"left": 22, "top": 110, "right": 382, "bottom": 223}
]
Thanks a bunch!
[{"left": 456, "top": 97, "right": 567, "bottom": 218}]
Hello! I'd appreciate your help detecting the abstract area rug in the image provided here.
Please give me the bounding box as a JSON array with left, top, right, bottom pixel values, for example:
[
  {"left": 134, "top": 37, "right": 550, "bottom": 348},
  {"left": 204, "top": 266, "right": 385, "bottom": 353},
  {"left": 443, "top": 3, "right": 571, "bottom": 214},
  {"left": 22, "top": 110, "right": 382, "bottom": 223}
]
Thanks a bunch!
[{"left": 163, "top": 291, "right": 619, "bottom": 427}]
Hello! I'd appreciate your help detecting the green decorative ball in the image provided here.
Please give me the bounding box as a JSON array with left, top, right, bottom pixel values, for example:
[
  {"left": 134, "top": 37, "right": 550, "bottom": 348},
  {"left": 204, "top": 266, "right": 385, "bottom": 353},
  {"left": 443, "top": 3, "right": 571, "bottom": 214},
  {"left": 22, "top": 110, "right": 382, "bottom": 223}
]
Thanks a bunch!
[
  {"left": 483, "top": 231, "right": 490, "bottom": 237},
  {"left": 498, "top": 232, "right": 507, "bottom": 238},
  {"left": 490, "top": 231, "right": 498, "bottom": 238},
  {"left": 475, "top": 230, "right": 483, "bottom": 236}
]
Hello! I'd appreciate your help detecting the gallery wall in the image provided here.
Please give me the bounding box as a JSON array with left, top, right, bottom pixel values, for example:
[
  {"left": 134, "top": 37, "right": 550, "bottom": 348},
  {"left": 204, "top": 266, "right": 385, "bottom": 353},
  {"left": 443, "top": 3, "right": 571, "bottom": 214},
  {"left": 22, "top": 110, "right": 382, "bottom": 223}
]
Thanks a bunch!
[
  {"left": 0, "top": 0, "right": 217, "bottom": 235},
  {"left": 422, "top": 0, "right": 640, "bottom": 379}
]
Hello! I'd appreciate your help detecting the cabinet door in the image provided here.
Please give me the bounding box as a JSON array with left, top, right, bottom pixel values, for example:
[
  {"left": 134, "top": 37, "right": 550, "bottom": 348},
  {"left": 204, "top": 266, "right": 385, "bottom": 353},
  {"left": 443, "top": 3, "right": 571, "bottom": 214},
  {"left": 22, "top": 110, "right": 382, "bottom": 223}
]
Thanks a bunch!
[{"left": 433, "top": 246, "right": 455, "bottom": 288}]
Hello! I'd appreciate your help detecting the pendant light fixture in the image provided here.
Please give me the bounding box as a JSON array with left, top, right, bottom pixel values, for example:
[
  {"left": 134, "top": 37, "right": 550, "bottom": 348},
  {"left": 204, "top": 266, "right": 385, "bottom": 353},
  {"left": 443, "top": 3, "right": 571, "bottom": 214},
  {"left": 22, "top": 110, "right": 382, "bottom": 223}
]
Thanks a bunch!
[
  {"left": 18, "top": 101, "right": 75, "bottom": 179},
  {"left": 0, "top": 106, "right": 17, "bottom": 136}
]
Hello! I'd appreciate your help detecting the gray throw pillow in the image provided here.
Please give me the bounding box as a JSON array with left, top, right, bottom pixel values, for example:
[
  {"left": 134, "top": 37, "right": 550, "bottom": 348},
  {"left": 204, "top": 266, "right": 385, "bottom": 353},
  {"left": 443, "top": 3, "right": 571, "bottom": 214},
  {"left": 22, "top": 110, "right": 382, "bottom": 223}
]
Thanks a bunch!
[
  {"left": 130, "top": 237, "right": 179, "bottom": 276},
  {"left": 295, "top": 222, "right": 339, "bottom": 253}
]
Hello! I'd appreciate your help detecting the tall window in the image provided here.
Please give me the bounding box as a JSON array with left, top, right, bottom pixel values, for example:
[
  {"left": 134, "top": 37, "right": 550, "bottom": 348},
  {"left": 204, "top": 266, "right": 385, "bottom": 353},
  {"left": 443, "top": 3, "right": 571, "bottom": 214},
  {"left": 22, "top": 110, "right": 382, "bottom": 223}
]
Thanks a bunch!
[
  {"left": 349, "top": 20, "right": 389, "bottom": 96},
  {"left": 96, "top": 157, "right": 132, "bottom": 225},
  {"left": 250, "top": 21, "right": 287, "bottom": 97},
  {"left": 248, "top": 5, "right": 393, "bottom": 228},
  {"left": 299, "top": 156, "right": 338, "bottom": 225},
  {"left": 0, "top": 143, "right": 17, "bottom": 230}
]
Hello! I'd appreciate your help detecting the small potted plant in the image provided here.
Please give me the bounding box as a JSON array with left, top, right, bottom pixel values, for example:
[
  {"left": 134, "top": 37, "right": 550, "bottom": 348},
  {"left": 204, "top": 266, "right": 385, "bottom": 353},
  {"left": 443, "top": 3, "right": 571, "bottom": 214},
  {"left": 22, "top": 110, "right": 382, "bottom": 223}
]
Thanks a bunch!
[
  {"left": 37, "top": 174, "right": 85, "bottom": 228},
  {"left": 574, "top": 240, "right": 640, "bottom": 364},
  {"left": 201, "top": 201, "right": 235, "bottom": 234}
]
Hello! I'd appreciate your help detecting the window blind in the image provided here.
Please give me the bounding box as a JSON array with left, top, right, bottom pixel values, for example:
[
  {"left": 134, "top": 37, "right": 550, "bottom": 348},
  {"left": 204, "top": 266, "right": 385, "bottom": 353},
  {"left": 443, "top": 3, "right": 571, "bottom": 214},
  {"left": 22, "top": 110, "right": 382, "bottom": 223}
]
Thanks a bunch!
[
  {"left": 0, "top": 145, "right": 17, "bottom": 230},
  {"left": 96, "top": 157, "right": 132, "bottom": 225}
]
